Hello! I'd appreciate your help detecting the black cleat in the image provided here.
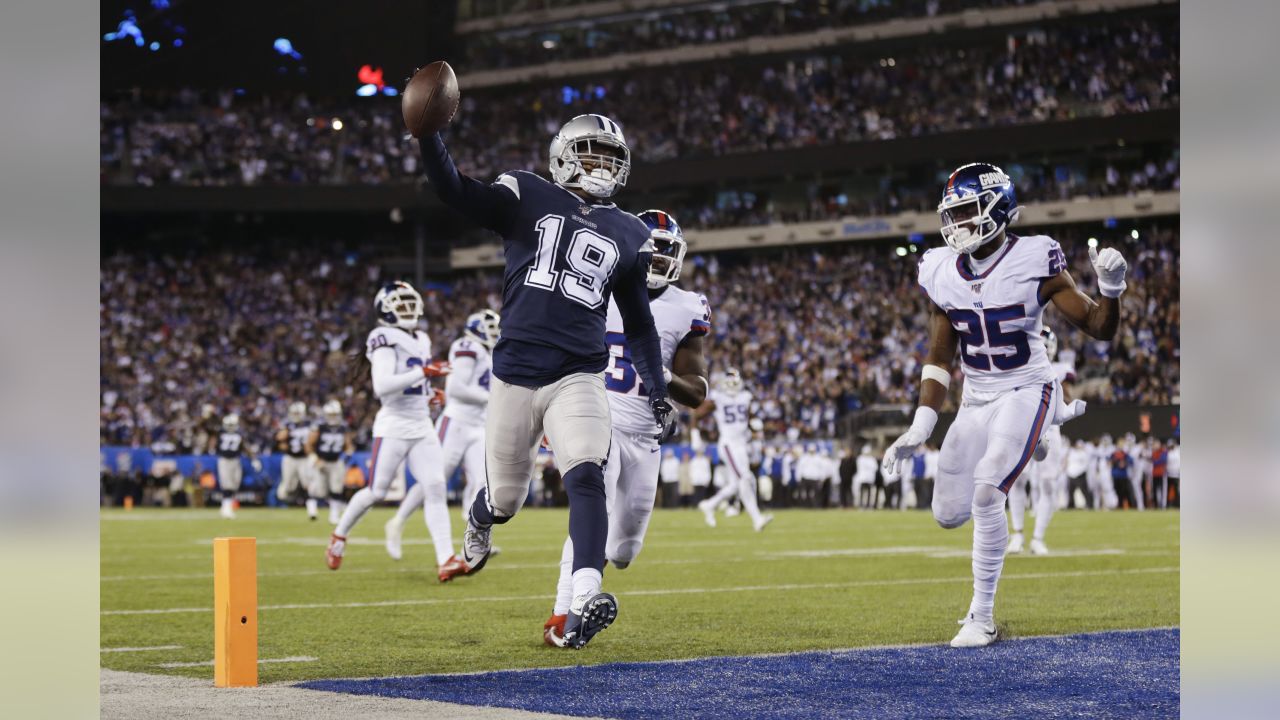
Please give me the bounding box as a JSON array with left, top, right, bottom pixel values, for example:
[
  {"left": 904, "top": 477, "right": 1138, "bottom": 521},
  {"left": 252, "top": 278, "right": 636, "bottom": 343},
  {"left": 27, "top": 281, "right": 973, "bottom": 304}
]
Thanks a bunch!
[{"left": 562, "top": 592, "right": 618, "bottom": 649}]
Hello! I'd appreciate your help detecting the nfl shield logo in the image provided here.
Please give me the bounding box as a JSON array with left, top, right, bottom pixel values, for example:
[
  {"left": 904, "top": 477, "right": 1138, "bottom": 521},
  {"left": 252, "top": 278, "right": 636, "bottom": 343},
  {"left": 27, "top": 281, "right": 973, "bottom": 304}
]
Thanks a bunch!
[
  {"left": 970, "top": 282, "right": 984, "bottom": 294},
  {"left": 577, "top": 205, "right": 592, "bottom": 216}
]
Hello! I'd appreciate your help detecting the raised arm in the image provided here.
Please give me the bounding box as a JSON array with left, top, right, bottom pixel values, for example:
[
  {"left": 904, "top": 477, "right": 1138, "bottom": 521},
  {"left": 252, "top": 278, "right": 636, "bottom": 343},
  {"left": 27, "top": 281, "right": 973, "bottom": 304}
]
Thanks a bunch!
[
  {"left": 1041, "top": 245, "right": 1127, "bottom": 340},
  {"left": 417, "top": 133, "right": 519, "bottom": 235}
]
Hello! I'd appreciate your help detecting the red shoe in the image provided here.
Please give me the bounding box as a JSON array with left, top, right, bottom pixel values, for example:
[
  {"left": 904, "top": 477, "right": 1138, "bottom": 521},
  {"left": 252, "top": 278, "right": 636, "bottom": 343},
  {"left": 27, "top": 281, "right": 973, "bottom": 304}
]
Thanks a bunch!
[
  {"left": 543, "top": 613, "right": 569, "bottom": 648},
  {"left": 437, "top": 554, "right": 469, "bottom": 582},
  {"left": 325, "top": 533, "right": 346, "bottom": 570}
]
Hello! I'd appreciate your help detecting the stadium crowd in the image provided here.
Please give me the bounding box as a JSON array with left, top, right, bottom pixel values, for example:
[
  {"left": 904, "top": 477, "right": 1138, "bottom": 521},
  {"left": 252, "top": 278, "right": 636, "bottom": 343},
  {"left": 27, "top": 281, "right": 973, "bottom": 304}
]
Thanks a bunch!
[
  {"left": 100, "top": 220, "right": 1179, "bottom": 453},
  {"left": 101, "top": 18, "right": 1177, "bottom": 188},
  {"left": 461, "top": 0, "right": 1037, "bottom": 70}
]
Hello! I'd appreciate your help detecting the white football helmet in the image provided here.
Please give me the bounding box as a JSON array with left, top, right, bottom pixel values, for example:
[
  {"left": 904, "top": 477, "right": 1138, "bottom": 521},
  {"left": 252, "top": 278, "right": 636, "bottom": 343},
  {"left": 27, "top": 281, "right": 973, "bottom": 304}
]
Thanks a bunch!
[
  {"left": 287, "top": 402, "right": 306, "bottom": 423},
  {"left": 222, "top": 414, "right": 240, "bottom": 431},
  {"left": 1042, "top": 327, "right": 1059, "bottom": 360},
  {"left": 720, "top": 367, "right": 743, "bottom": 393},
  {"left": 464, "top": 309, "right": 501, "bottom": 349},
  {"left": 323, "top": 400, "right": 342, "bottom": 424},
  {"left": 374, "top": 281, "right": 424, "bottom": 331},
  {"left": 549, "top": 114, "right": 631, "bottom": 198}
]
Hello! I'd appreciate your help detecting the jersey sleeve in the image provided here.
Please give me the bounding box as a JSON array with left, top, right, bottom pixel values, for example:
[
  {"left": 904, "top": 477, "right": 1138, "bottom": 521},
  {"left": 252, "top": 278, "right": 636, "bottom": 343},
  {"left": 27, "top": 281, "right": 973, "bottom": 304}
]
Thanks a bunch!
[
  {"left": 683, "top": 293, "right": 712, "bottom": 342},
  {"left": 365, "top": 328, "right": 397, "bottom": 360},
  {"left": 450, "top": 338, "right": 479, "bottom": 362},
  {"left": 418, "top": 134, "right": 520, "bottom": 236},
  {"left": 916, "top": 247, "right": 948, "bottom": 304}
]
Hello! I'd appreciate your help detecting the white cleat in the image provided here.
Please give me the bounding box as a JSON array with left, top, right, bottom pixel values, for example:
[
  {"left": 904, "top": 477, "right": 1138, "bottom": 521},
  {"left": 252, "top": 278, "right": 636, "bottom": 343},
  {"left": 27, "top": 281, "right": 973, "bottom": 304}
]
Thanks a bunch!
[
  {"left": 384, "top": 516, "right": 404, "bottom": 561},
  {"left": 724, "top": 504, "right": 741, "bottom": 518},
  {"left": 1030, "top": 538, "right": 1049, "bottom": 555},
  {"left": 950, "top": 613, "right": 998, "bottom": 648},
  {"left": 697, "top": 500, "right": 717, "bottom": 528},
  {"left": 1006, "top": 532, "right": 1024, "bottom": 555},
  {"left": 753, "top": 514, "right": 774, "bottom": 532}
]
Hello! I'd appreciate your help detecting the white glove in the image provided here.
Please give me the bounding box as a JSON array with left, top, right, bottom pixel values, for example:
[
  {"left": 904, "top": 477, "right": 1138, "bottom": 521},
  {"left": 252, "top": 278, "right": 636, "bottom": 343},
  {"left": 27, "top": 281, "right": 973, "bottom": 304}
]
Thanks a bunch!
[
  {"left": 1055, "top": 398, "right": 1087, "bottom": 425},
  {"left": 1089, "top": 246, "right": 1128, "bottom": 298},
  {"left": 881, "top": 406, "right": 937, "bottom": 477}
]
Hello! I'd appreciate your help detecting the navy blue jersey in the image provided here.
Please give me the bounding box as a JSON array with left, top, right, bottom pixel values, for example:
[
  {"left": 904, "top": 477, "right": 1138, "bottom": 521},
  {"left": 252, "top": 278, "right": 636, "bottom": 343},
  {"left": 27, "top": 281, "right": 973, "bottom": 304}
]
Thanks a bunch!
[
  {"left": 314, "top": 423, "right": 347, "bottom": 462},
  {"left": 420, "top": 135, "right": 669, "bottom": 396},
  {"left": 283, "top": 421, "right": 311, "bottom": 457}
]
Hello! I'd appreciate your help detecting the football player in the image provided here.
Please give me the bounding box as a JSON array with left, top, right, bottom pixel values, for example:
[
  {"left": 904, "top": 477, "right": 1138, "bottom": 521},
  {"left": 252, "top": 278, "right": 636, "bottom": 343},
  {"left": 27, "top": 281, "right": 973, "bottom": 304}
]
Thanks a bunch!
[
  {"left": 385, "top": 310, "right": 500, "bottom": 582},
  {"left": 697, "top": 368, "right": 773, "bottom": 531},
  {"left": 417, "top": 114, "right": 673, "bottom": 648},
  {"left": 1007, "top": 328, "right": 1081, "bottom": 555},
  {"left": 882, "top": 163, "right": 1124, "bottom": 648},
  {"left": 543, "top": 210, "right": 710, "bottom": 647},
  {"left": 211, "top": 413, "right": 244, "bottom": 519},
  {"left": 276, "top": 402, "right": 318, "bottom": 519},
  {"left": 307, "top": 400, "right": 353, "bottom": 525},
  {"left": 325, "top": 282, "right": 460, "bottom": 576}
]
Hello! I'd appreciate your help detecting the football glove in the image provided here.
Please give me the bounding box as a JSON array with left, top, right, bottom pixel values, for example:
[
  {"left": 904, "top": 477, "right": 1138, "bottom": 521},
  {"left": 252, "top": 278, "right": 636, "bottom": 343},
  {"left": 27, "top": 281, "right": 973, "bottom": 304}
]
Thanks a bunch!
[
  {"left": 649, "top": 394, "right": 677, "bottom": 443},
  {"left": 881, "top": 407, "right": 938, "bottom": 477},
  {"left": 1089, "top": 246, "right": 1128, "bottom": 298},
  {"left": 421, "top": 360, "right": 451, "bottom": 378},
  {"left": 429, "top": 388, "right": 447, "bottom": 407},
  {"left": 1055, "top": 398, "right": 1087, "bottom": 425}
]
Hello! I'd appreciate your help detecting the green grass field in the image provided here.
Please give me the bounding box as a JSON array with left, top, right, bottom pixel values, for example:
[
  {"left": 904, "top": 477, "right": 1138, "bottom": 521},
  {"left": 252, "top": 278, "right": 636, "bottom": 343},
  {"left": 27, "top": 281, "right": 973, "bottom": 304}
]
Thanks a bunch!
[{"left": 101, "top": 506, "right": 1179, "bottom": 683}]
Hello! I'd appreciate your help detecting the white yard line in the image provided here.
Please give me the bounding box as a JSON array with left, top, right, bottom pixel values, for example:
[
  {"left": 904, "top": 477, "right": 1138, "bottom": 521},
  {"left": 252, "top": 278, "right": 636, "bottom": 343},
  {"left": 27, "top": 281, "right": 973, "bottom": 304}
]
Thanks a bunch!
[
  {"left": 154, "top": 656, "right": 318, "bottom": 669},
  {"left": 101, "top": 645, "right": 184, "bottom": 653},
  {"left": 102, "top": 566, "right": 1177, "bottom": 616}
]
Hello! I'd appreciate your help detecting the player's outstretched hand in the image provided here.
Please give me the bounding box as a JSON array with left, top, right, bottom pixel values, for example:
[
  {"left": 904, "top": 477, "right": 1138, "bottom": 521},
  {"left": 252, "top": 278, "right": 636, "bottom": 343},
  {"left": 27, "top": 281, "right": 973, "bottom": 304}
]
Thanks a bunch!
[
  {"left": 1055, "top": 398, "right": 1087, "bottom": 425},
  {"left": 650, "top": 395, "right": 677, "bottom": 443},
  {"left": 881, "top": 427, "right": 928, "bottom": 477},
  {"left": 422, "top": 360, "right": 451, "bottom": 378},
  {"left": 1089, "top": 246, "right": 1128, "bottom": 298}
]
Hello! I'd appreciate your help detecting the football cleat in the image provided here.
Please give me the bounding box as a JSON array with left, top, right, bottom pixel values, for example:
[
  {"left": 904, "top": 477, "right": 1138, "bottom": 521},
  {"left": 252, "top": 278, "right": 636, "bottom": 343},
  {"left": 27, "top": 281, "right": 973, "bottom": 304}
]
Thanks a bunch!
[
  {"left": 1007, "top": 532, "right": 1024, "bottom": 555},
  {"left": 724, "top": 503, "right": 741, "bottom": 518},
  {"left": 460, "top": 518, "right": 492, "bottom": 574},
  {"left": 325, "top": 533, "right": 346, "bottom": 570},
  {"left": 753, "top": 513, "right": 774, "bottom": 533},
  {"left": 384, "top": 516, "right": 404, "bottom": 561},
  {"left": 951, "top": 613, "right": 998, "bottom": 648},
  {"left": 437, "top": 555, "right": 469, "bottom": 582},
  {"left": 1030, "top": 538, "right": 1050, "bottom": 556},
  {"left": 697, "top": 499, "right": 717, "bottom": 528},
  {"left": 562, "top": 592, "right": 618, "bottom": 649},
  {"left": 543, "top": 614, "right": 569, "bottom": 648}
]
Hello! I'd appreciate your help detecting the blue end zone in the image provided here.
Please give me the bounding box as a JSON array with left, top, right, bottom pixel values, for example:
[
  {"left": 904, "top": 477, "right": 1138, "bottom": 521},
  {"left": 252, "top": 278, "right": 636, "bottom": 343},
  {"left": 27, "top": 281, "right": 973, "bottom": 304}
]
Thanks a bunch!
[{"left": 300, "top": 628, "right": 1179, "bottom": 719}]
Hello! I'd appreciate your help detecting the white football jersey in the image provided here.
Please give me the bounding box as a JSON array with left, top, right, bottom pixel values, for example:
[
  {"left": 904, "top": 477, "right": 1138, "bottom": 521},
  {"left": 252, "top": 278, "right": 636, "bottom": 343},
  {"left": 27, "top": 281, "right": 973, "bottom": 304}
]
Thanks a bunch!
[
  {"left": 365, "top": 326, "right": 434, "bottom": 438},
  {"left": 918, "top": 233, "right": 1064, "bottom": 397},
  {"left": 442, "top": 336, "right": 493, "bottom": 426},
  {"left": 603, "top": 285, "right": 712, "bottom": 435},
  {"left": 711, "top": 388, "right": 753, "bottom": 447}
]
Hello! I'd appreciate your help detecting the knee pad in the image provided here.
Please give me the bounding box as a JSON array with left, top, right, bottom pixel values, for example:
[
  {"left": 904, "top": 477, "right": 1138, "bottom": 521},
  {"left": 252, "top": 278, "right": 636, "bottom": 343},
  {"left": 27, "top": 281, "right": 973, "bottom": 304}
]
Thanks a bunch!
[
  {"left": 421, "top": 480, "right": 447, "bottom": 504},
  {"left": 972, "top": 483, "right": 1005, "bottom": 513},
  {"left": 934, "top": 510, "right": 970, "bottom": 530},
  {"left": 609, "top": 541, "right": 642, "bottom": 568},
  {"left": 368, "top": 485, "right": 389, "bottom": 502}
]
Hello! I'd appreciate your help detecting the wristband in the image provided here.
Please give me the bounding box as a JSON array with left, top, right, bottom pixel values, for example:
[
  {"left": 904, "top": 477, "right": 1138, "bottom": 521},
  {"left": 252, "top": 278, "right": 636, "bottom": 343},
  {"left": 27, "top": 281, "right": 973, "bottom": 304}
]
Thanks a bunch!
[
  {"left": 1098, "top": 280, "right": 1126, "bottom": 298},
  {"left": 921, "top": 364, "right": 951, "bottom": 389},
  {"left": 911, "top": 406, "right": 939, "bottom": 435}
]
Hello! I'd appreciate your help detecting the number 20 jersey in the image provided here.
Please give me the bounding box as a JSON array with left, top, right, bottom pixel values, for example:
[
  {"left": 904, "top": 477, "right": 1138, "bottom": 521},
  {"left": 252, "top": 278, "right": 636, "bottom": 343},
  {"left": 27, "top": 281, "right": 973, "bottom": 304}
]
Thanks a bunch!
[
  {"left": 489, "top": 170, "right": 654, "bottom": 387},
  {"left": 604, "top": 285, "right": 711, "bottom": 435},
  {"left": 917, "top": 233, "right": 1062, "bottom": 397},
  {"left": 365, "top": 326, "right": 433, "bottom": 439}
]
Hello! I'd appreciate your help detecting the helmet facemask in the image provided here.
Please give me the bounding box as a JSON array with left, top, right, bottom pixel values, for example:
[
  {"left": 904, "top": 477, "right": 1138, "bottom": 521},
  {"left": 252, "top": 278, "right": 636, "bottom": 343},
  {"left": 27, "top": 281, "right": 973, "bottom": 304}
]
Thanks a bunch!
[
  {"left": 377, "top": 283, "right": 424, "bottom": 331},
  {"left": 721, "top": 368, "right": 743, "bottom": 393},
  {"left": 554, "top": 137, "right": 630, "bottom": 198},
  {"left": 938, "top": 190, "right": 1007, "bottom": 254},
  {"left": 646, "top": 231, "right": 686, "bottom": 289},
  {"left": 465, "top": 309, "right": 501, "bottom": 349}
]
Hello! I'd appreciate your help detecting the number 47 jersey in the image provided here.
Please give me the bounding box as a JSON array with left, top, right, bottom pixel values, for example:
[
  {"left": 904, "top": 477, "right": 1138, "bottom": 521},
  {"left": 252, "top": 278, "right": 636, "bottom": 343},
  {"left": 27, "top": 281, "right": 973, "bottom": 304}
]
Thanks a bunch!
[
  {"left": 604, "top": 285, "right": 711, "bottom": 435},
  {"left": 489, "top": 170, "right": 655, "bottom": 387},
  {"left": 917, "top": 233, "right": 1062, "bottom": 397}
]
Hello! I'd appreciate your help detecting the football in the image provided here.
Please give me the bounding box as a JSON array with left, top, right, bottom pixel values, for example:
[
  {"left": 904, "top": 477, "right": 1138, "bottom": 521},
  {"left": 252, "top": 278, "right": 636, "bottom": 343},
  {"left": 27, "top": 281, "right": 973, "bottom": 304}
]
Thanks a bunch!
[{"left": 401, "top": 61, "right": 460, "bottom": 138}]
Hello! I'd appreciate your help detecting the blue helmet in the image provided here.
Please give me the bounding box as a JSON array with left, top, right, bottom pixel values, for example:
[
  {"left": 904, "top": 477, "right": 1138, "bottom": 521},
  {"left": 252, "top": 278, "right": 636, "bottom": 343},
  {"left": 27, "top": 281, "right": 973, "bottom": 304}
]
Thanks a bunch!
[
  {"left": 636, "top": 209, "right": 686, "bottom": 289},
  {"left": 937, "top": 163, "right": 1020, "bottom": 254}
]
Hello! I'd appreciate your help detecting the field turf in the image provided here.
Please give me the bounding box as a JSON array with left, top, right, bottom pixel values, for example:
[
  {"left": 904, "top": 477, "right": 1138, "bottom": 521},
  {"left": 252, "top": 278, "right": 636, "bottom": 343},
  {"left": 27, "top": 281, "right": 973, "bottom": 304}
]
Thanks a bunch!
[{"left": 100, "top": 506, "right": 1179, "bottom": 684}]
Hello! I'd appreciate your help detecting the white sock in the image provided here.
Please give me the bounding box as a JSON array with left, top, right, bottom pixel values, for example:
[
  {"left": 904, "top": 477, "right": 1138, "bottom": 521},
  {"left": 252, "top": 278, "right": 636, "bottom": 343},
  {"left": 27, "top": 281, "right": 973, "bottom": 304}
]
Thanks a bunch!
[
  {"left": 335, "top": 488, "right": 375, "bottom": 537},
  {"left": 1033, "top": 484, "right": 1056, "bottom": 541},
  {"left": 421, "top": 482, "right": 454, "bottom": 565},
  {"left": 738, "top": 473, "right": 764, "bottom": 522},
  {"left": 554, "top": 537, "right": 574, "bottom": 616},
  {"left": 221, "top": 498, "right": 233, "bottom": 513},
  {"left": 395, "top": 482, "right": 425, "bottom": 524},
  {"left": 1007, "top": 479, "right": 1026, "bottom": 534},
  {"left": 571, "top": 568, "right": 603, "bottom": 606},
  {"left": 968, "top": 485, "right": 1008, "bottom": 623},
  {"left": 705, "top": 481, "right": 737, "bottom": 508},
  {"left": 305, "top": 498, "right": 318, "bottom": 517}
]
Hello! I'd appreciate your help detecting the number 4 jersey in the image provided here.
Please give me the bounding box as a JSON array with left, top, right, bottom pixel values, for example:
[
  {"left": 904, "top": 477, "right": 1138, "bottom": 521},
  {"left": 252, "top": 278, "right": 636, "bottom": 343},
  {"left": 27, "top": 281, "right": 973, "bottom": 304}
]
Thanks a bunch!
[
  {"left": 604, "top": 285, "right": 711, "bottom": 434},
  {"left": 917, "top": 233, "right": 1062, "bottom": 397},
  {"left": 488, "top": 170, "right": 655, "bottom": 387}
]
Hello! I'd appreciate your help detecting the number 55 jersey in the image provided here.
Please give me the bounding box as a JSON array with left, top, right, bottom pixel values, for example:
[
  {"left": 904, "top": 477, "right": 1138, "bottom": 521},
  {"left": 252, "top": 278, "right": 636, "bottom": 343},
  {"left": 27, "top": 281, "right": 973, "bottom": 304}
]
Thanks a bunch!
[
  {"left": 603, "top": 285, "right": 711, "bottom": 434},
  {"left": 917, "top": 234, "right": 1063, "bottom": 398}
]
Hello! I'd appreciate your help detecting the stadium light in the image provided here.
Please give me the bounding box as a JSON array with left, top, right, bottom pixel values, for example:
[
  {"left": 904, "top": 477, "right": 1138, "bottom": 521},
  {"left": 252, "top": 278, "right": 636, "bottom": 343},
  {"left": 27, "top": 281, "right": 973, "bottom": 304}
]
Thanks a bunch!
[
  {"left": 1131, "top": 229, "right": 1140, "bottom": 239},
  {"left": 895, "top": 247, "right": 908, "bottom": 257},
  {"left": 332, "top": 119, "right": 344, "bottom": 131}
]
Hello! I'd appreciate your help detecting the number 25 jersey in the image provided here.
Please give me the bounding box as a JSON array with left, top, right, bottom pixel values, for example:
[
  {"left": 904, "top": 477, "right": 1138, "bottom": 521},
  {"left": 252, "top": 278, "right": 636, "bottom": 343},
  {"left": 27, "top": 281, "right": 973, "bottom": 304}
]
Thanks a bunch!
[
  {"left": 917, "top": 234, "right": 1063, "bottom": 397},
  {"left": 488, "top": 170, "right": 654, "bottom": 387}
]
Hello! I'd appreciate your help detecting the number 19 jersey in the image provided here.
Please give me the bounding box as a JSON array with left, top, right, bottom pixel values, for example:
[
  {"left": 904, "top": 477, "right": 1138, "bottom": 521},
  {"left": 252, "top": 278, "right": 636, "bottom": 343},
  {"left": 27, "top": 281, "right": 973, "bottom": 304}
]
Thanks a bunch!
[
  {"left": 603, "top": 285, "right": 711, "bottom": 434},
  {"left": 488, "top": 170, "right": 655, "bottom": 388},
  {"left": 917, "top": 233, "right": 1061, "bottom": 397}
]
